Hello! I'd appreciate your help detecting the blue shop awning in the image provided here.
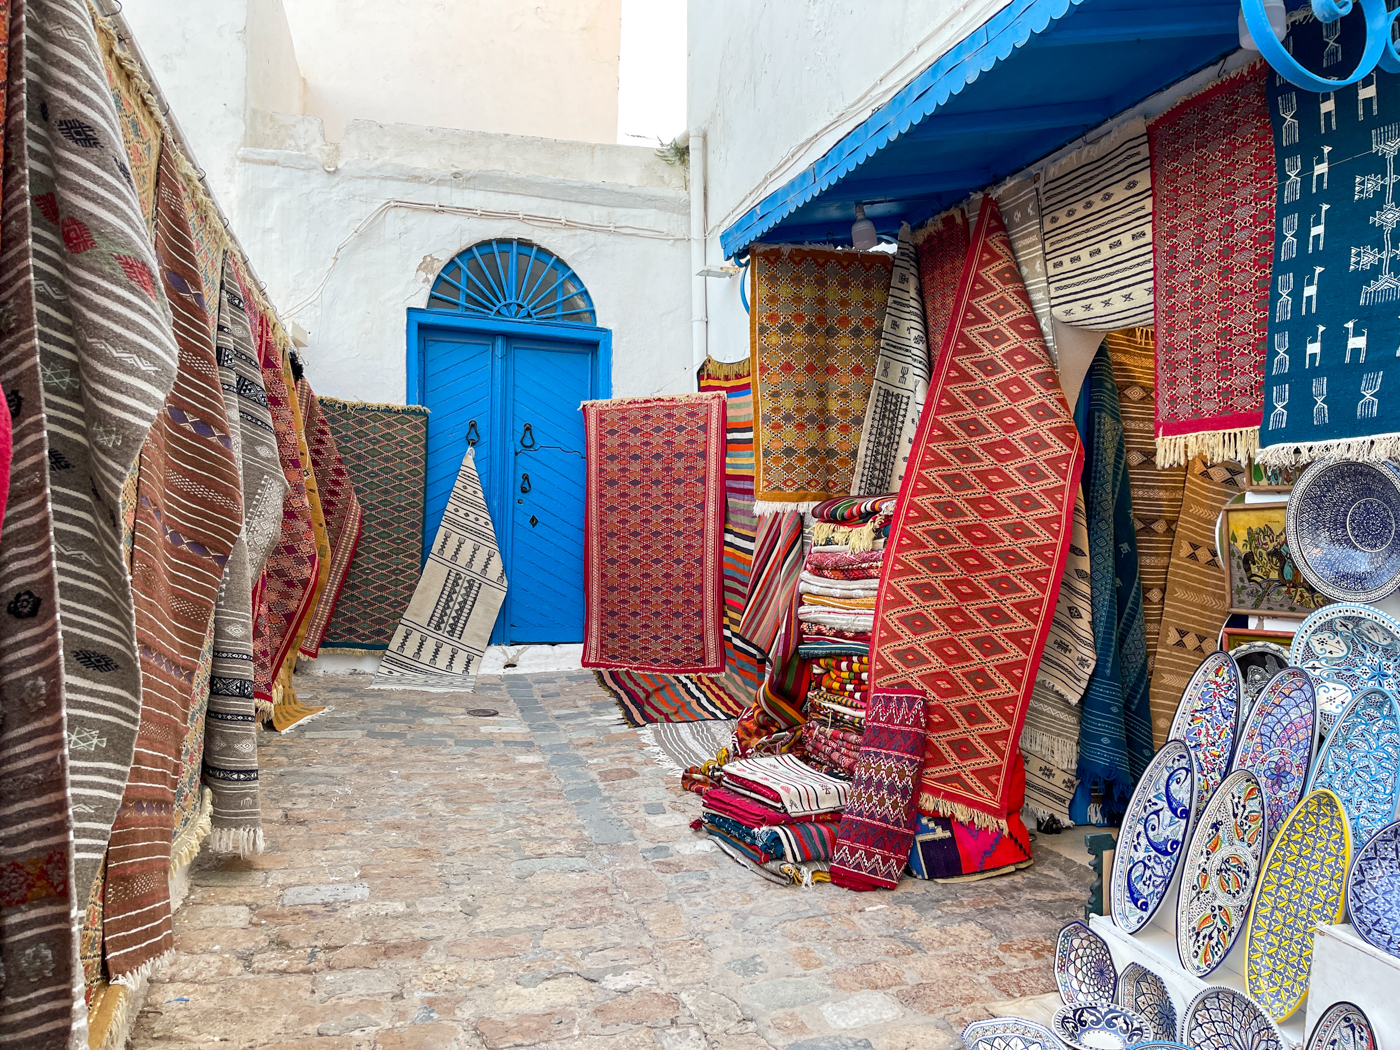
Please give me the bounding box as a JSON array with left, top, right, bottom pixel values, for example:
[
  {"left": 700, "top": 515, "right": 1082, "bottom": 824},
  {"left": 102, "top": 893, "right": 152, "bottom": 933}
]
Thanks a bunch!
[{"left": 719, "top": 0, "right": 1242, "bottom": 258}]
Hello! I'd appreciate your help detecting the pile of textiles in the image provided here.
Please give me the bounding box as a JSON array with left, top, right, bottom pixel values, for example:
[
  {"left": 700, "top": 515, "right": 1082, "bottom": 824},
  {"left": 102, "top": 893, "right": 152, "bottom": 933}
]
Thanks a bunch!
[{"left": 698, "top": 754, "right": 850, "bottom": 881}]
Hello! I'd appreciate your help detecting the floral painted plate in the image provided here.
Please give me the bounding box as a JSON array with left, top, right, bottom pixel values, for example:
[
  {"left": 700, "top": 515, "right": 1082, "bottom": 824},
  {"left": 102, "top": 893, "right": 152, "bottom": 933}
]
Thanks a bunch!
[
  {"left": 1114, "top": 962, "right": 1176, "bottom": 1040},
  {"left": 1306, "top": 688, "right": 1400, "bottom": 849},
  {"left": 1290, "top": 603, "right": 1400, "bottom": 735},
  {"left": 961, "top": 1016, "right": 1064, "bottom": 1050},
  {"left": 1180, "top": 987, "right": 1286, "bottom": 1050},
  {"left": 1176, "top": 769, "right": 1268, "bottom": 977},
  {"left": 1051, "top": 1004, "right": 1150, "bottom": 1050},
  {"left": 1055, "top": 920, "right": 1116, "bottom": 1007},
  {"left": 1168, "top": 651, "right": 1241, "bottom": 811},
  {"left": 1110, "top": 741, "right": 1194, "bottom": 934},
  {"left": 1348, "top": 819, "right": 1400, "bottom": 960},
  {"left": 1286, "top": 458, "right": 1400, "bottom": 603},
  {"left": 1230, "top": 668, "right": 1316, "bottom": 850},
  {"left": 1245, "top": 789, "right": 1352, "bottom": 1021},
  {"left": 1305, "top": 1001, "right": 1377, "bottom": 1050}
]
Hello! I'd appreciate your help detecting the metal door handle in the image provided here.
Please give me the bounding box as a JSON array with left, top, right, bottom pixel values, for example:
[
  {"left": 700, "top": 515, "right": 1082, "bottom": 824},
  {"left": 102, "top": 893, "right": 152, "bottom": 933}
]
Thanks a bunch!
[
  {"left": 520, "top": 473, "right": 531, "bottom": 494},
  {"left": 465, "top": 419, "right": 480, "bottom": 447},
  {"left": 520, "top": 422, "right": 536, "bottom": 448}
]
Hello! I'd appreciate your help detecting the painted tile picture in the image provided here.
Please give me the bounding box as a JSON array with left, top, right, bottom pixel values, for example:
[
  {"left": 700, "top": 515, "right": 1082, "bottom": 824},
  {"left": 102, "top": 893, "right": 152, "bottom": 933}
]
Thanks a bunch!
[{"left": 1224, "top": 502, "right": 1330, "bottom": 618}]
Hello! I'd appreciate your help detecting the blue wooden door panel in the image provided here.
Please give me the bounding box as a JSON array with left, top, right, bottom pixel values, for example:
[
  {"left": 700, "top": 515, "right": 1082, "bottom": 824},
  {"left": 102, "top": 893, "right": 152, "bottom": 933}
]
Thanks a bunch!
[{"left": 423, "top": 335, "right": 494, "bottom": 560}]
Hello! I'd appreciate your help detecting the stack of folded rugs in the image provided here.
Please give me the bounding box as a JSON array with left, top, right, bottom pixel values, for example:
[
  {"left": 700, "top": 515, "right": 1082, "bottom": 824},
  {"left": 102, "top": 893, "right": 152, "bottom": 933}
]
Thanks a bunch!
[{"left": 699, "top": 753, "right": 851, "bottom": 882}]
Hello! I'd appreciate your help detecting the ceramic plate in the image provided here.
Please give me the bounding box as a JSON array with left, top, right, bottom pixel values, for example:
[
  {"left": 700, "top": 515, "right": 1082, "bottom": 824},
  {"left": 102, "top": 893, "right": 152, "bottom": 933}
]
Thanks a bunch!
[
  {"left": 1306, "top": 1001, "right": 1377, "bottom": 1050},
  {"left": 1245, "top": 789, "right": 1351, "bottom": 1021},
  {"left": 1124, "top": 1045, "right": 1189, "bottom": 1050},
  {"left": 1110, "top": 741, "right": 1194, "bottom": 934},
  {"left": 1286, "top": 458, "right": 1400, "bottom": 603},
  {"left": 1168, "top": 651, "right": 1241, "bottom": 810},
  {"left": 1290, "top": 603, "right": 1400, "bottom": 735},
  {"left": 1181, "top": 987, "right": 1286, "bottom": 1050},
  {"left": 1051, "top": 1004, "right": 1149, "bottom": 1050},
  {"left": 1232, "top": 641, "right": 1292, "bottom": 719},
  {"left": 1307, "top": 688, "right": 1400, "bottom": 849},
  {"left": 1348, "top": 818, "right": 1400, "bottom": 959},
  {"left": 1176, "top": 769, "right": 1268, "bottom": 977},
  {"left": 1114, "top": 962, "right": 1176, "bottom": 1040},
  {"left": 1230, "top": 668, "right": 1316, "bottom": 849},
  {"left": 1054, "top": 920, "right": 1116, "bottom": 1007},
  {"left": 961, "top": 1016, "right": 1063, "bottom": 1050}
]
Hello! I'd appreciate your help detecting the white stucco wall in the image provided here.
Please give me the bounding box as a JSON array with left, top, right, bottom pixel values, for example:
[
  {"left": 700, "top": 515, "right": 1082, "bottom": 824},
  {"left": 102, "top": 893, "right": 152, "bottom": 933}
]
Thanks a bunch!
[{"left": 236, "top": 115, "right": 691, "bottom": 403}]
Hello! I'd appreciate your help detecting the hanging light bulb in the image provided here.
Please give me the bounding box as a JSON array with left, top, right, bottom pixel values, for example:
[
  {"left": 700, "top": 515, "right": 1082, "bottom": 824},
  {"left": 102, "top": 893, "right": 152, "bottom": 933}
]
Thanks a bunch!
[
  {"left": 851, "top": 203, "right": 878, "bottom": 251},
  {"left": 1239, "top": 0, "right": 1288, "bottom": 51}
]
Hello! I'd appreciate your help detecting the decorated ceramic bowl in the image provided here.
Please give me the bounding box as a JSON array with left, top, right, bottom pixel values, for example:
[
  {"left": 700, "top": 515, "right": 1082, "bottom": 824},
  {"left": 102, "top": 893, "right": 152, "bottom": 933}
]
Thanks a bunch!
[
  {"left": 1114, "top": 962, "right": 1176, "bottom": 1040},
  {"left": 1348, "top": 819, "right": 1400, "bottom": 960},
  {"left": 1054, "top": 920, "right": 1116, "bottom": 1007},
  {"left": 961, "top": 1016, "right": 1064, "bottom": 1050},
  {"left": 1286, "top": 458, "right": 1400, "bottom": 603},
  {"left": 1051, "top": 1004, "right": 1150, "bottom": 1050},
  {"left": 1305, "top": 1000, "right": 1377, "bottom": 1050},
  {"left": 1180, "top": 987, "right": 1286, "bottom": 1050}
]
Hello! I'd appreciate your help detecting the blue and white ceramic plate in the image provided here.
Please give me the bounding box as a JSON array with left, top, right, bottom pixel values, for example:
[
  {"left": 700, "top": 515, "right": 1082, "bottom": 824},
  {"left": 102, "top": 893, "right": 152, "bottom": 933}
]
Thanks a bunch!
[
  {"left": 1123, "top": 1045, "right": 1189, "bottom": 1050},
  {"left": 1055, "top": 920, "right": 1116, "bottom": 1007},
  {"left": 1230, "top": 668, "right": 1316, "bottom": 850},
  {"left": 1306, "top": 1001, "right": 1377, "bottom": 1050},
  {"left": 1168, "top": 651, "right": 1241, "bottom": 811},
  {"left": 961, "top": 1016, "right": 1063, "bottom": 1050},
  {"left": 1111, "top": 741, "right": 1195, "bottom": 934},
  {"left": 1052, "top": 1004, "right": 1150, "bottom": 1050},
  {"left": 1114, "top": 962, "right": 1176, "bottom": 1040},
  {"left": 1307, "top": 688, "right": 1400, "bottom": 849},
  {"left": 1286, "top": 458, "right": 1400, "bottom": 603},
  {"left": 1348, "top": 818, "right": 1400, "bottom": 960},
  {"left": 1181, "top": 987, "right": 1286, "bottom": 1050},
  {"left": 1290, "top": 603, "right": 1400, "bottom": 735}
]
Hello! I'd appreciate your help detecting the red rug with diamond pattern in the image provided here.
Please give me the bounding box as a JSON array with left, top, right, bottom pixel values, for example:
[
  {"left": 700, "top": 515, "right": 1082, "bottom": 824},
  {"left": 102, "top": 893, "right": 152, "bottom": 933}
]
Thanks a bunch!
[
  {"left": 870, "top": 198, "right": 1085, "bottom": 831},
  {"left": 582, "top": 393, "right": 727, "bottom": 674}
]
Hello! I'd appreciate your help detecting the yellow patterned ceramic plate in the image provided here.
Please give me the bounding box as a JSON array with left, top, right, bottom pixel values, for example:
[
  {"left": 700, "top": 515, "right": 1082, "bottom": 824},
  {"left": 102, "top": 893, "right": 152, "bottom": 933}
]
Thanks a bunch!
[{"left": 1244, "top": 788, "right": 1351, "bottom": 1022}]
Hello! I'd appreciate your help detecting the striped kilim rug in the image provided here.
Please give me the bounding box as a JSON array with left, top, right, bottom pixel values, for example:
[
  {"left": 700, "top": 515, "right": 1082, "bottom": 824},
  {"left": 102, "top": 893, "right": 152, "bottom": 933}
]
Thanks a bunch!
[
  {"left": 319, "top": 398, "right": 429, "bottom": 650},
  {"left": 995, "top": 179, "right": 1056, "bottom": 365},
  {"left": 638, "top": 719, "right": 737, "bottom": 775}
]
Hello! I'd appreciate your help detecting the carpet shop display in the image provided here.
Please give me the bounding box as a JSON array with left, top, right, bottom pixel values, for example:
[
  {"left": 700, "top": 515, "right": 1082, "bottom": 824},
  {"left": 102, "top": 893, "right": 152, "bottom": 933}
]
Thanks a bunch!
[{"left": 912, "top": 206, "right": 970, "bottom": 366}]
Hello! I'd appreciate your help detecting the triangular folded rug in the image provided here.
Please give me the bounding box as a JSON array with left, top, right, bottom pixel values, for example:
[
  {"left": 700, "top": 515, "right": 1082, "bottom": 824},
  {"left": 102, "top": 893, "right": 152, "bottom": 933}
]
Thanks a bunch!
[
  {"left": 375, "top": 447, "right": 506, "bottom": 689},
  {"left": 869, "top": 197, "right": 1085, "bottom": 832}
]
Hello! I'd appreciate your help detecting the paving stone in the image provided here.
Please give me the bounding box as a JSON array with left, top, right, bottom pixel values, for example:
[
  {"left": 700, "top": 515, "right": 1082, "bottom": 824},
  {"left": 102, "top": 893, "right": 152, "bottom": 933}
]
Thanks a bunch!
[{"left": 282, "top": 883, "right": 371, "bottom": 907}]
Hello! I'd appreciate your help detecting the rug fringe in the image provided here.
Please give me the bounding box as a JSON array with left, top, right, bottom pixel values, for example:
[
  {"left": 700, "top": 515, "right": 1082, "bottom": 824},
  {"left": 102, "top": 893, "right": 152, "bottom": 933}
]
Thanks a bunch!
[
  {"left": 910, "top": 205, "right": 967, "bottom": 246},
  {"left": 315, "top": 396, "right": 429, "bottom": 415},
  {"left": 110, "top": 947, "right": 173, "bottom": 990},
  {"left": 206, "top": 825, "right": 265, "bottom": 858},
  {"left": 919, "top": 794, "right": 1010, "bottom": 834},
  {"left": 97, "top": 973, "right": 147, "bottom": 1050},
  {"left": 1035, "top": 675, "right": 1085, "bottom": 707},
  {"left": 1047, "top": 115, "right": 1146, "bottom": 180},
  {"left": 1155, "top": 426, "right": 1259, "bottom": 469},
  {"left": 168, "top": 788, "right": 213, "bottom": 877},
  {"left": 1020, "top": 728, "right": 1080, "bottom": 772},
  {"left": 1159, "top": 56, "right": 1265, "bottom": 115},
  {"left": 1255, "top": 432, "right": 1400, "bottom": 467},
  {"left": 579, "top": 392, "right": 723, "bottom": 410},
  {"left": 810, "top": 520, "right": 879, "bottom": 551},
  {"left": 754, "top": 499, "right": 820, "bottom": 516},
  {"left": 698, "top": 356, "right": 751, "bottom": 381},
  {"left": 254, "top": 698, "right": 275, "bottom": 719},
  {"left": 274, "top": 704, "right": 334, "bottom": 734},
  {"left": 635, "top": 726, "right": 686, "bottom": 778}
]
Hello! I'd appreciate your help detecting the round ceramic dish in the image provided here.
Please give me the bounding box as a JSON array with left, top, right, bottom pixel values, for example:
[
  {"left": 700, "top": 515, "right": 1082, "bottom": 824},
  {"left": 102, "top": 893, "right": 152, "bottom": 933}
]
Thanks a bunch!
[
  {"left": 1181, "top": 987, "right": 1286, "bottom": 1050},
  {"left": 1051, "top": 1004, "right": 1150, "bottom": 1050},
  {"left": 1054, "top": 920, "right": 1116, "bottom": 1007},
  {"left": 1286, "top": 458, "right": 1400, "bottom": 603},
  {"left": 1348, "top": 819, "right": 1400, "bottom": 960},
  {"left": 1176, "top": 769, "right": 1268, "bottom": 977},
  {"left": 1289, "top": 603, "right": 1400, "bottom": 734},
  {"left": 961, "top": 1017, "right": 1063, "bottom": 1050},
  {"left": 1110, "top": 741, "right": 1194, "bottom": 934},
  {"left": 1230, "top": 668, "right": 1317, "bottom": 850},
  {"left": 1114, "top": 962, "right": 1176, "bottom": 1040},
  {"left": 1230, "top": 640, "right": 1291, "bottom": 719},
  {"left": 1306, "top": 688, "right": 1400, "bottom": 849},
  {"left": 1168, "top": 651, "right": 1241, "bottom": 810},
  {"left": 1306, "top": 1001, "right": 1377, "bottom": 1050}
]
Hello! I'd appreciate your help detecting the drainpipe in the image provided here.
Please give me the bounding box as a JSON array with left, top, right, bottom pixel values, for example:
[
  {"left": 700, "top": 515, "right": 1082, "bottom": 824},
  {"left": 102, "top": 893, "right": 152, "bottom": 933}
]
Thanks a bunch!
[{"left": 687, "top": 129, "right": 708, "bottom": 389}]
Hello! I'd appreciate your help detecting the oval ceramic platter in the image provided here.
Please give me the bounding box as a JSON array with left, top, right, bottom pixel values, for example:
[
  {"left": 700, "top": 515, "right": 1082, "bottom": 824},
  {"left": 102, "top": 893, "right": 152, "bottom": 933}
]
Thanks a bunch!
[
  {"left": 1290, "top": 603, "right": 1400, "bottom": 735},
  {"left": 1168, "top": 651, "right": 1241, "bottom": 811},
  {"left": 1348, "top": 818, "right": 1400, "bottom": 959},
  {"left": 1114, "top": 962, "right": 1176, "bottom": 1040},
  {"left": 1181, "top": 987, "right": 1286, "bottom": 1050},
  {"left": 1230, "top": 668, "right": 1317, "bottom": 850},
  {"left": 961, "top": 1017, "right": 1062, "bottom": 1050},
  {"left": 1110, "top": 741, "right": 1194, "bottom": 934},
  {"left": 1054, "top": 920, "right": 1116, "bottom": 1007},
  {"left": 1306, "top": 1001, "right": 1377, "bottom": 1050},
  {"left": 1245, "top": 788, "right": 1352, "bottom": 1022},
  {"left": 1176, "top": 769, "right": 1268, "bottom": 977},
  {"left": 1286, "top": 458, "right": 1400, "bottom": 603},
  {"left": 1306, "top": 688, "right": 1400, "bottom": 849},
  {"left": 1051, "top": 1004, "right": 1149, "bottom": 1050}
]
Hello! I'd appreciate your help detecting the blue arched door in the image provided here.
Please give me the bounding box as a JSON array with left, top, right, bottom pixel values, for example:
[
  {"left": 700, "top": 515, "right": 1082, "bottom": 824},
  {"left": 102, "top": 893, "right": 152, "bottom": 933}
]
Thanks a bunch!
[{"left": 407, "top": 240, "right": 611, "bottom": 644}]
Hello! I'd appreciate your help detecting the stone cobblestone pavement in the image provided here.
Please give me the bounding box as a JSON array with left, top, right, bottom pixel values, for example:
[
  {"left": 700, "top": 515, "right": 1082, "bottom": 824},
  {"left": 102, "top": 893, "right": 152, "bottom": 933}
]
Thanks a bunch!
[{"left": 131, "top": 672, "right": 1092, "bottom": 1050}]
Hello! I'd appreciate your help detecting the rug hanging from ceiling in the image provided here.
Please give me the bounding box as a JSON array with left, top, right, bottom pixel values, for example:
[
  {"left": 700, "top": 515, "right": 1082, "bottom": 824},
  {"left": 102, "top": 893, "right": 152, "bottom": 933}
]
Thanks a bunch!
[
  {"left": 750, "top": 245, "right": 892, "bottom": 508},
  {"left": 995, "top": 177, "right": 1057, "bottom": 366},
  {"left": 171, "top": 618, "right": 215, "bottom": 877},
  {"left": 1036, "top": 490, "right": 1095, "bottom": 704},
  {"left": 582, "top": 393, "right": 726, "bottom": 673},
  {"left": 25, "top": 0, "right": 181, "bottom": 927},
  {"left": 851, "top": 224, "right": 929, "bottom": 496},
  {"left": 375, "top": 447, "right": 507, "bottom": 688},
  {"left": 0, "top": 3, "right": 81, "bottom": 1040},
  {"left": 870, "top": 197, "right": 1085, "bottom": 831},
  {"left": 830, "top": 691, "right": 927, "bottom": 890},
  {"left": 1022, "top": 682, "right": 1082, "bottom": 827},
  {"left": 1042, "top": 117, "right": 1155, "bottom": 330},
  {"left": 106, "top": 145, "right": 242, "bottom": 983},
  {"left": 913, "top": 208, "right": 970, "bottom": 368},
  {"left": 738, "top": 510, "right": 805, "bottom": 658},
  {"left": 1074, "top": 344, "right": 1153, "bottom": 824},
  {"left": 1150, "top": 63, "right": 1273, "bottom": 468},
  {"left": 1259, "top": 22, "right": 1400, "bottom": 465},
  {"left": 318, "top": 398, "right": 429, "bottom": 649},
  {"left": 1104, "top": 329, "right": 1187, "bottom": 683},
  {"left": 298, "top": 378, "right": 363, "bottom": 657},
  {"left": 1148, "top": 457, "right": 1246, "bottom": 743},
  {"left": 95, "top": 14, "right": 160, "bottom": 232}
]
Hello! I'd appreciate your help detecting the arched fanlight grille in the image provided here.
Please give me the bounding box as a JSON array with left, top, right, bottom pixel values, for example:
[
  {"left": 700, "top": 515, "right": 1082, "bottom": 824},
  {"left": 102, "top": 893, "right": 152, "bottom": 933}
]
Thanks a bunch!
[{"left": 427, "top": 239, "right": 595, "bottom": 325}]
